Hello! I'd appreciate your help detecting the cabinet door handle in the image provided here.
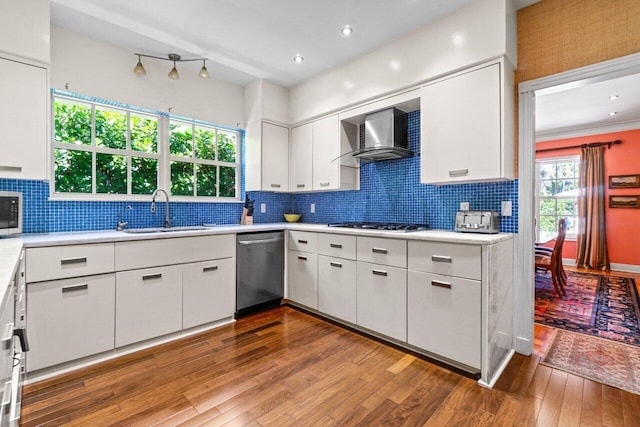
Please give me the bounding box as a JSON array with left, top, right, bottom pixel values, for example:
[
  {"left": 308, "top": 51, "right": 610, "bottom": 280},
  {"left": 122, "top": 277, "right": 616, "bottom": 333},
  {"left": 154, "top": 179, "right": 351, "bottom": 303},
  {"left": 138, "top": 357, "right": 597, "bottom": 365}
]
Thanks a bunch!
[
  {"left": 298, "top": 255, "right": 307, "bottom": 261},
  {"left": 330, "top": 243, "right": 342, "bottom": 249},
  {"left": 142, "top": 273, "right": 162, "bottom": 281},
  {"left": 372, "top": 248, "right": 388, "bottom": 254},
  {"left": 62, "top": 284, "right": 88, "bottom": 293},
  {"left": 297, "top": 184, "right": 305, "bottom": 188},
  {"left": 297, "top": 239, "right": 308, "bottom": 244},
  {"left": 270, "top": 183, "right": 281, "bottom": 188},
  {"left": 330, "top": 261, "right": 342, "bottom": 268},
  {"left": 203, "top": 265, "right": 218, "bottom": 272},
  {"left": 431, "top": 255, "right": 452, "bottom": 263},
  {"left": 449, "top": 169, "right": 469, "bottom": 177},
  {"left": 60, "top": 257, "right": 87, "bottom": 265},
  {"left": 372, "top": 269, "right": 388, "bottom": 277},
  {"left": 0, "top": 165, "right": 22, "bottom": 172},
  {"left": 320, "top": 182, "right": 330, "bottom": 187},
  {"left": 431, "top": 280, "right": 452, "bottom": 289}
]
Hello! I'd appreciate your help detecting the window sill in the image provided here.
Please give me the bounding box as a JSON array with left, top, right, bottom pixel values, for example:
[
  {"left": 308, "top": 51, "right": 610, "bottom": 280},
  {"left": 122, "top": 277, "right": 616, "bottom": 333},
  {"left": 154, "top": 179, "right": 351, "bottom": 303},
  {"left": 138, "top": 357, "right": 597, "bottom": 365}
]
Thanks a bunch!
[{"left": 48, "top": 193, "right": 242, "bottom": 203}]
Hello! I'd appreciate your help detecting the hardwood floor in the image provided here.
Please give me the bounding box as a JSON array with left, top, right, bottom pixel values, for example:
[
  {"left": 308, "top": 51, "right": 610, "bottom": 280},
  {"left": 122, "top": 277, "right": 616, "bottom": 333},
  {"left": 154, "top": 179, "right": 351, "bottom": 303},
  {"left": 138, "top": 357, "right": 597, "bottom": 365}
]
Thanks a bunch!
[{"left": 22, "top": 305, "right": 640, "bottom": 426}]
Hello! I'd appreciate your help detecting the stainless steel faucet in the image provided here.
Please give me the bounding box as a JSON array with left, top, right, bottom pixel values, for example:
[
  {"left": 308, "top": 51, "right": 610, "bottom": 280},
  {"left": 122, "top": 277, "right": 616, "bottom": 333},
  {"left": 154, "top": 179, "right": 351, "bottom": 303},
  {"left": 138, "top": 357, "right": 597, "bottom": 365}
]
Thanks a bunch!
[{"left": 151, "top": 188, "right": 172, "bottom": 228}]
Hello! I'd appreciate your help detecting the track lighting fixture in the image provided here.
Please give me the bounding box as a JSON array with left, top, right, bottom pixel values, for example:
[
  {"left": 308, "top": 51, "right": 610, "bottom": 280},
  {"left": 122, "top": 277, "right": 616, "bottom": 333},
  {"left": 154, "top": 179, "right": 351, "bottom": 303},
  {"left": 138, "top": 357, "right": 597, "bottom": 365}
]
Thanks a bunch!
[{"left": 133, "top": 53, "right": 210, "bottom": 80}]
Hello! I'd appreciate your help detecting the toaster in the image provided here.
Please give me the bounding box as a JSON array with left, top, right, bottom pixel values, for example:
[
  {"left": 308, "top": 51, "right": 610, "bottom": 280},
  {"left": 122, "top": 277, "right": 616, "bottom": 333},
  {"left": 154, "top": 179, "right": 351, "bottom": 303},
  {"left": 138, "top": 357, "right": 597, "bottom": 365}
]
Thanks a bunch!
[{"left": 454, "top": 211, "right": 500, "bottom": 234}]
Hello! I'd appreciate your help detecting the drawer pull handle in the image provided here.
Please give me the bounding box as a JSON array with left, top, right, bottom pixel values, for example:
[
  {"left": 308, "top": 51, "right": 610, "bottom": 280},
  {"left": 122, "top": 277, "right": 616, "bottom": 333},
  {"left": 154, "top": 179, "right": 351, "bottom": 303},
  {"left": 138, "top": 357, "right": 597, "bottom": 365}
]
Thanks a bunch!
[
  {"left": 60, "top": 257, "right": 87, "bottom": 266},
  {"left": 0, "top": 165, "right": 22, "bottom": 172},
  {"left": 298, "top": 239, "right": 308, "bottom": 244},
  {"left": 62, "top": 284, "right": 88, "bottom": 293},
  {"left": 431, "top": 281, "right": 452, "bottom": 289},
  {"left": 372, "top": 248, "right": 388, "bottom": 254},
  {"left": 330, "top": 262, "right": 342, "bottom": 268},
  {"left": 449, "top": 168, "right": 469, "bottom": 177},
  {"left": 372, "top": 269, "right": 388, "bottom": 277},
  {"left": 320, "top": 182, "right": 330, "bottom": 187},
  {"left": 270, "top": 183, "right": 281, "bottom": 188},
  {"left": 203, "top": 266, "right": 218, "bottom": 272},
  {"left": 431, "top": 255, "right": 452, "bottom": 263},
  {"left": 297, "top": 184, "right": 305, "bottom": 188},
  {"left": 330, "top": 243, "right": 342, "bottom": 249},
  {"left": 298, "top": 255, "right": 308, "bottom": 261},
  {"left": 142, "top": 273, "right": 162, "bottom": 281}
]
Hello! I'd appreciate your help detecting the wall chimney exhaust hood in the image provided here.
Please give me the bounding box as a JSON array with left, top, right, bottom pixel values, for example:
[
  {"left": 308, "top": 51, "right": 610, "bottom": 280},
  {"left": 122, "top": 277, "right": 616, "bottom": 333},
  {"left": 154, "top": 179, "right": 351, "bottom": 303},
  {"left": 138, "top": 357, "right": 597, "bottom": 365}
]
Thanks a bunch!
[{"left": 353, "top": 108, "right": 411, "bottom": 160}]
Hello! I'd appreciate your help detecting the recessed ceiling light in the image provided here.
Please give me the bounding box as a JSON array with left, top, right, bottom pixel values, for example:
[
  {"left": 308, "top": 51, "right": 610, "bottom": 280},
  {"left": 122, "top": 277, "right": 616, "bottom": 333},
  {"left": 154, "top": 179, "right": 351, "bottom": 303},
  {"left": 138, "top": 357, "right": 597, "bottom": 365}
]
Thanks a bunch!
[
  {"left": 609, "top": 95, "right": 620, "bottom": 100},
  {"left": 340, "top": 25, "right": 353, "bottom": 37},
  {"left": 293, "top": 54, "right": 304, "bottom": 64},
  {"left": 609, "top": 111, "right": 618, "bottom": 116}
]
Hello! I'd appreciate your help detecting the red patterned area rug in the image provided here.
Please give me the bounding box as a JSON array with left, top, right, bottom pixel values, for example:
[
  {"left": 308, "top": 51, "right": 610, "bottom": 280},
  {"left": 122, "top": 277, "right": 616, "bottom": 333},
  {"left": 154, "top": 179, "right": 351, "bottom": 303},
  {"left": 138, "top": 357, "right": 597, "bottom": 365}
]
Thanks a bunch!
[
  {"left": 541, "top": 329, "right": 640, "bottom": 395},
  {"left": 535, "top": 271, "right": 640, "bottom": 346}
]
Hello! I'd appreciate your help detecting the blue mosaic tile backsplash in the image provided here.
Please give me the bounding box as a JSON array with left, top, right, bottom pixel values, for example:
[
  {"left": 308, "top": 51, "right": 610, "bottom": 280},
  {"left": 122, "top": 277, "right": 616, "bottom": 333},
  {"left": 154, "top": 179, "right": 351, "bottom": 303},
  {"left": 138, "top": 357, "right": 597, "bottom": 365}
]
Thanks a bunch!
[{"left": 1, "top": 110, "right": 518, "bottom": 234}]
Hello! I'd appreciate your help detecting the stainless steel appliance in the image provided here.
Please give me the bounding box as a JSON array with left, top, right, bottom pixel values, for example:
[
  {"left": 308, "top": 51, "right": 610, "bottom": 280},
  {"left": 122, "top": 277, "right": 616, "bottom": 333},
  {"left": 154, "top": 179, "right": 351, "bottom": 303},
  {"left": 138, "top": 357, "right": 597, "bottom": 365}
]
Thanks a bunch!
[
  {"left": 0, "top": 192, "right": 21, "bottom": 237},
  {"left": 353, "top": 108, "right": 411, "bottom": 160},
  {"left": 328, "top": 222, "right": 430, "bottom": 232},
  {"left": 236, "top": 231, "right": 284, "bottom": 317},
  {"left": 454, "top": 211, "right": 500, "bottom": 234}
]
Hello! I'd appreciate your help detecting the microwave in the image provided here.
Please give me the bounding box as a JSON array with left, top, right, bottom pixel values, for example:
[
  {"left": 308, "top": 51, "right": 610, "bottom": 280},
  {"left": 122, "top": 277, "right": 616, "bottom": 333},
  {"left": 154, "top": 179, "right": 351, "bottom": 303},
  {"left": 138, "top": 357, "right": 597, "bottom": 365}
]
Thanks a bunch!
[{"left": 0, "top": 191, "right": 22, "bottom": 236}]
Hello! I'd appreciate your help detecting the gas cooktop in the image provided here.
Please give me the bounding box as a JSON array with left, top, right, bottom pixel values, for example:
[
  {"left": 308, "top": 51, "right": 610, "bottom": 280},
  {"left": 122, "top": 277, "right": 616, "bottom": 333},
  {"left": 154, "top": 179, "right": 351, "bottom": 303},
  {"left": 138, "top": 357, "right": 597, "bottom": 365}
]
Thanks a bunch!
[{"left": 327, "top": 222, "right": 430, "bottom": 232}]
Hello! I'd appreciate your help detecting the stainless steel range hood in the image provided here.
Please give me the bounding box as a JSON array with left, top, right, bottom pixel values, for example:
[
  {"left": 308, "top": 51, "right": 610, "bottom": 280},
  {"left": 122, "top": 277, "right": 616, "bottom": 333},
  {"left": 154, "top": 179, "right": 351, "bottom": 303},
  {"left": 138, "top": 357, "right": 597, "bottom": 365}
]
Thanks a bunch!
[{"left": 353, "top": 107, "right": 410, "bottom": 160}]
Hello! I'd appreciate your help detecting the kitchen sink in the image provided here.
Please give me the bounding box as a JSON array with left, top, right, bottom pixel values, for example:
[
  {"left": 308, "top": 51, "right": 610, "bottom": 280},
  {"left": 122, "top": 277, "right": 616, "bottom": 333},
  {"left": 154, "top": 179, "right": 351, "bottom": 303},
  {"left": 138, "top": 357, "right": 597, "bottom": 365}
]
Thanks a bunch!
[{"left": 123, "top": 225, "right": 208, "bottom": 234}]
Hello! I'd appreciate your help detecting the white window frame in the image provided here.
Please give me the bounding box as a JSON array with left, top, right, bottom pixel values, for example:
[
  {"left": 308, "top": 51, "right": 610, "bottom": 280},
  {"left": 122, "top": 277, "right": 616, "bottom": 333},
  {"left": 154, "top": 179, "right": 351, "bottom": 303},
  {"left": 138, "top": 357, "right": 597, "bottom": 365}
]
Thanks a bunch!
[
  {"left": 50, "top": 94, "right": 241, "bottom": 202},
  {"left": 535, "top": 155, "right": 580, "bottom": 242}
]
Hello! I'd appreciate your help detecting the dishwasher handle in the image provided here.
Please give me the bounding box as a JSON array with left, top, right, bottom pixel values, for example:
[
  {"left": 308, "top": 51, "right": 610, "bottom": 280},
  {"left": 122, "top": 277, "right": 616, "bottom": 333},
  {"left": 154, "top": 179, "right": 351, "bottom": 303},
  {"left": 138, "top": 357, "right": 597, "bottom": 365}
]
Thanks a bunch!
[{"left": 237, "top": 237, "right": 283, "bottom": 245}]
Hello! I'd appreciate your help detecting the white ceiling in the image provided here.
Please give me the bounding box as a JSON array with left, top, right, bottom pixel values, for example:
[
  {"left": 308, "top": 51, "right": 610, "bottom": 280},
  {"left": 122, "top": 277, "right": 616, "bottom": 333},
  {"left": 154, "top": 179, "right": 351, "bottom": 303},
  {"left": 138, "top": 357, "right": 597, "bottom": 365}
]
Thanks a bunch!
[{"left": 51, "top": 0, "right": 538, "bottom": 88}]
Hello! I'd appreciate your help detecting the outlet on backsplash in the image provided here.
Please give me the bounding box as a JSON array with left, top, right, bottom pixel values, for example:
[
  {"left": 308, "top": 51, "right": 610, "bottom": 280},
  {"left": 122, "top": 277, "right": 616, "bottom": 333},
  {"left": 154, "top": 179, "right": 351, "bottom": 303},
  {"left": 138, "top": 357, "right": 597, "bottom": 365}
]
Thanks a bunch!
[
  {"left": 310, "top": 203, "right": 315, "bottom": 213},
  {"left": 260, "top": 203, "right": 266, "bottom": 213},
  {"left": 460, "top": 202, "right": 470, "bottom": 211}
]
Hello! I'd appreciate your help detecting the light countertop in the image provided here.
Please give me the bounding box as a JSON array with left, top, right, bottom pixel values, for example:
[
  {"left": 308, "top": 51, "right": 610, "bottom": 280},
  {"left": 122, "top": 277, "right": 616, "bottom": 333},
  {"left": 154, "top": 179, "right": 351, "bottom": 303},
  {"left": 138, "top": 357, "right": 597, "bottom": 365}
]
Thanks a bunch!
[{"left": 0, "top": 237, "right": 23, "bottom": 298}]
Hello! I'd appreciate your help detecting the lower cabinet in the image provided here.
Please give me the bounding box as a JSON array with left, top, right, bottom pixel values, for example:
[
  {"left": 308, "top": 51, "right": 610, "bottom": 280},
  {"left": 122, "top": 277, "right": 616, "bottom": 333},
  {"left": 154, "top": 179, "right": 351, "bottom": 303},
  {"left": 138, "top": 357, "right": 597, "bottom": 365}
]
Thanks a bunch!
[
  {"left": 115, "top": 266, "right": 182, "bottom": 348},
  {"left": 407, "top": 271, "right": 481, "bottom": 369},
  {"left": 26, "top": 274, "right": 116, "bottom": 371},
  {"left": 318, "top": 255, "right": 357, "bottom": 324},
  {"left": 183, "top": 258, "right": 235, "bottom": 329},
  {"left": 356, "top": 261, "right": 407, "bottom": 342},
  {"left": 287, "top": 250, "right": 318, "bottom": 309}
]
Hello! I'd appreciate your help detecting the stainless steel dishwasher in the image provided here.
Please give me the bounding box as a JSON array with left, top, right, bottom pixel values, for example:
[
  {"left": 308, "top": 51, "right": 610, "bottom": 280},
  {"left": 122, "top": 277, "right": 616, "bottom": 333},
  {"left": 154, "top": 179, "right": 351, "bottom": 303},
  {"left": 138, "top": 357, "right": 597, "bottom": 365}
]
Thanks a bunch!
[{"left": 236, "top": 231, "right": 284, "bottom": 317}]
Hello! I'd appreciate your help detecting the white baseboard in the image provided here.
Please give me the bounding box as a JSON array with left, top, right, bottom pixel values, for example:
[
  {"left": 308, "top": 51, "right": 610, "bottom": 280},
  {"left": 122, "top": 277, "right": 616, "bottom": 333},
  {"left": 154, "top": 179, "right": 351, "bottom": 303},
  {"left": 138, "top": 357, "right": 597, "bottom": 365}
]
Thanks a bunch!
[
  {"left": 563, "top": 258, "right": 640, "bottom": 273},
  {"left": 514, "top": 336, "right": 532, "bottom": 356}
]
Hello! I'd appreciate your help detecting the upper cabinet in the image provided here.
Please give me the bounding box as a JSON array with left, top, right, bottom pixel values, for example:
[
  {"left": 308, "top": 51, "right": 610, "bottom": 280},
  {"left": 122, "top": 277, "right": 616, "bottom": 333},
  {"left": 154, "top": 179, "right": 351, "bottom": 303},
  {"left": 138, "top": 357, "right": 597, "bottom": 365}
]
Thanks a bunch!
[
  {"left": 289, "top": 123, "right": 313, "bottom": 192},
  {"left": 0, "top": 57, "right": 48, "bottom": 180},
  {"left": 420, "top": 59, "right": 514, "bottom": 184},
  {"left": 261, "top": 122, "right": 289, "bottom": 192},
  {"left": 0, "top": 0, "right": 50, "bottom": 64},
  {"left": 312, "top": 115, "right": 341, "bottom": 191}
]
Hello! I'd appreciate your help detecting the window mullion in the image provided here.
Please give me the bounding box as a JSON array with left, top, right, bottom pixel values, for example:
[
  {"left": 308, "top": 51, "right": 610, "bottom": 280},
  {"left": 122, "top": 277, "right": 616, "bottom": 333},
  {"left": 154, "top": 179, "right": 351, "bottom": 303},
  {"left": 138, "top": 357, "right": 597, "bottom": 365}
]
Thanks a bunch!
[
  {"left": 91, "top": 104, "right": 97, "bottom": 195},
  {"left": 159, "top": 116, "right": 170, "bottom": 192},
  {"left": 127, "top": 111, "right": 132, "bottom": 195}
]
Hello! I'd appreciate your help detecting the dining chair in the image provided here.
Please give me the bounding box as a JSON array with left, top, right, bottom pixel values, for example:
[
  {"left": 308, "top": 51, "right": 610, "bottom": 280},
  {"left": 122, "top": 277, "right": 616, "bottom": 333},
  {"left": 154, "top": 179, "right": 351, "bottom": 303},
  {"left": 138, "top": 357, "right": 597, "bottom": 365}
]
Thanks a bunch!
[{"left": 535, "top": 218, "right": 567, "bottom": 296}]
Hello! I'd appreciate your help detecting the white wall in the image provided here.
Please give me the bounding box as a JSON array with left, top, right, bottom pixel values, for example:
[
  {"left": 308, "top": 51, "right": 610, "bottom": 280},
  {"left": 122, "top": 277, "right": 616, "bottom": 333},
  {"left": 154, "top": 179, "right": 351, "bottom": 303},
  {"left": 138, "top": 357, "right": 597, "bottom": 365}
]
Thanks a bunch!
[
  {"left": 51, "top": 26, "right": 244, "bottom": 128},
  {"left": 289, "top": 0, "right": 514, "bottom": 124}
]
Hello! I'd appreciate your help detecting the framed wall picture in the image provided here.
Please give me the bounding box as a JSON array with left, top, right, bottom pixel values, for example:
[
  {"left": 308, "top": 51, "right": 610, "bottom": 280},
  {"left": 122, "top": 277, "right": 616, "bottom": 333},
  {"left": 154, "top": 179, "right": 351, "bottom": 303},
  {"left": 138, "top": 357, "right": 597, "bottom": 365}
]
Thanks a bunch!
[
  {"left": 609, "top": 195, "right": 640, "bottom": 208},
  {"left": 608, "top": 174, "right": 640, "bottom": 189}
]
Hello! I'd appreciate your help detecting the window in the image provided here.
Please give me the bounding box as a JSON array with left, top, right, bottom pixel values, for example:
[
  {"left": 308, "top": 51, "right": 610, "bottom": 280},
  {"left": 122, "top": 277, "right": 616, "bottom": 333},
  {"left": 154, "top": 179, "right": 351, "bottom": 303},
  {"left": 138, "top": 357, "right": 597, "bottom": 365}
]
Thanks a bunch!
[
  {"left": 536, "top": 156, "right": 580, "bottom": 242},
  {"left": 52, "top": 93, "right": 240, "bottom": 200}
]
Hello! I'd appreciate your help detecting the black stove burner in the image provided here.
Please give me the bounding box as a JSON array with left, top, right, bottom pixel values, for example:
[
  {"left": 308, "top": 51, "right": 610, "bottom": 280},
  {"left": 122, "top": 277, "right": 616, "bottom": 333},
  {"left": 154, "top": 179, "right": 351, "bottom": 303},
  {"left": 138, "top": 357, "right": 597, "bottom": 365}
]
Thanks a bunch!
[{"left": 328, "top": 222, "right": 430, "bottom": 232}]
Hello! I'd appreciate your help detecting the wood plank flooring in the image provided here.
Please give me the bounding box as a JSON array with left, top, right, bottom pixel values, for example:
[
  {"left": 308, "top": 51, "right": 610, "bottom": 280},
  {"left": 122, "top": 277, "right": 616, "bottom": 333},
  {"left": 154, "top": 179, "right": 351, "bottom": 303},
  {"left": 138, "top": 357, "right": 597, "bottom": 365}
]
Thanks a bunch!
[{"left": 22, "top": 305, "right": 640, "bottom": 426}]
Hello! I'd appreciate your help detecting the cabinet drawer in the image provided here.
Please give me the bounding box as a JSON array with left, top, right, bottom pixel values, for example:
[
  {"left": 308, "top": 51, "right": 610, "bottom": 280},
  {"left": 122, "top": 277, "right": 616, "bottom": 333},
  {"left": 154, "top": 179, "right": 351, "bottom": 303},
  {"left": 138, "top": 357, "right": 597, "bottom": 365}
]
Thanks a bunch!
[
  {"left": 26, "top": 274, "right": 116, "bottom": 371},
  {"left": 407, "top": 241, "right": 481, "bottom": 280},
  {"left": 115, "top": 266, "right": 182, "bottom": 347},
  {"left": 318, "top": 256, "right": 357, "bottom": 324},
  {"left": 183, "top": 258, "right": 236, "bottom": 329},
  {"left": 318, "top": 233, "right": 356, "bottom": 260},
  {"left": 287, "top": 250, "right": 318, "bottom": 309},
  {"left": 26, "top": 243, "right": 115, "bottom": 283},
  {"left": 115, "top": 234, "right": 235, "bottom": 271},
  {"left": 407, "top": 271, "right": 481, "bottom": 369},
  {"left": 356, "top": 262, "right": 407, "bottom": 342},
  {"left": 288, "top": 231, "right": 318, "bottom": 253},
  {"left": 357, "top": 237, "right": 407, "bottom": 268}
]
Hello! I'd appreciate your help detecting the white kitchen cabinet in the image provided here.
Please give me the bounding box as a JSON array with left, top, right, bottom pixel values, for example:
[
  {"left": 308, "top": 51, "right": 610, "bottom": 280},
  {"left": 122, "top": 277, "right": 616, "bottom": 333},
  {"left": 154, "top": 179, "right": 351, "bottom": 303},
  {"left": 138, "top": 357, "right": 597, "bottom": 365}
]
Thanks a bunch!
[
  {"left": 312, "top": 114, "right": 341, "bottom": 190},
  {"left": 287, "top": 250, "right": 318, "bottom": 309},
  {"left": 356, "top": 236, "right": 407, "bottom": 268},
  {"left": 318, "top": 255, "right": 357, "bottom": 324},
  {"left": 420, "top": 60, "right": 514, "bottom": 184},
  {"left": 26, "top": 274, "right": 116, "bottom": 371},
  {"left": 407, "top": 271, "right": 481, "bottom": 369},
  {"left": 26, "top": 243, "right": 115, "bottom": 283},
  {"left": 115, "top": 266, "right": 183, "bottom": 347},
  {"left": 288, "top": 231, "right": 318, "bottom": 253},
  {"left": 0, "top": 0, "right": 49, "bottom": 64},
  {"left": 0, "top": 57, "right": 48, "bottom": 180},
  {"left": 356, "top": 261, "right": 407, "bottom": 342},
  {"left": 183, "top": 258, "right": 235, "bottom": 329},
  {"left": 318, "top": 233, "right": 356, "bottom": 260},
  {"left": 289, "top": 123, "right": 313, "bottom": 192},
  {"left": 261, "top": 122, "right": 289, "bottom": 192}
]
